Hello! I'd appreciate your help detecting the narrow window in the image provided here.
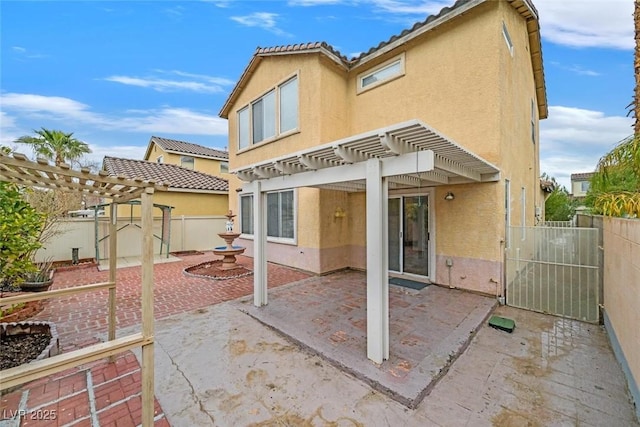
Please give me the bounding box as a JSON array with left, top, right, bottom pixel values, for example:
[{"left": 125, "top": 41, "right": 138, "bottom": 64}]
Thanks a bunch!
[
  {"left": 240, "top": 195, "right": 253, "bottom": 235},
  {"left": 505, "top": 179, "right": 511, "bottom": 248},
  {"left": 502, "top": 21, "right": 514, "bottom": 56},
  {"left": 521, "top": 187, "right": 526, "bottom": 240},
  {"left": 238, "top": 107, "right": 249, "bottom": 150},
  {"left": 252, "top": 90, "right": 275, "bottom": 144},
  {"left": 267, "top": 190, "right": 295, "bottom": 239},
  {"left": 358, "top": 53, "right": 405, "bottom": 92},
  {"left": 180, "top": 155, "right": 194, "bottom": 170},
  {"left": 156, "top": 155, "right": 163, "bottom": 163},
  {"left": 279, "top": 77, "right": 298, "bottom": 133},
  {"left": 237, "top": 74, "right": 298, "bottom": 149},
  {"left": 581, "top": 181, "right": 590, "bottom": 193},
  {"left": 531, "top": 99, "right": 536, "bottom": 144},
  {"left": 220, "top": 161, "right": 229, "bottom": 173}
]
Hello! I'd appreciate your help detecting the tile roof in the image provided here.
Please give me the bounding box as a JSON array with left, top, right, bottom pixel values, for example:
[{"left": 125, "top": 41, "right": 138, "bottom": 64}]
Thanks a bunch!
[
  {"left": 570, "top": 172, "right": 595, "bottom": 181},
  {"left": 150, "top": 136, "right": 228, "bottom": 160},
  {"left": 103, "top": 156, "right": 228, "bottom": 192}
]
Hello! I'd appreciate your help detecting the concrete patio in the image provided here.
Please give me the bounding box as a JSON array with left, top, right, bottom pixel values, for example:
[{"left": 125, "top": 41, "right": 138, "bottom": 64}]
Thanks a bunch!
[
  {"left": 1, "top": 255, "right": 638, "bottom": 426},
  {"left": 239, "top": 270, "right": 497, "bottom": 408},
  {"left": 150, "top": 299, "right": 639, "bottom": 426}
]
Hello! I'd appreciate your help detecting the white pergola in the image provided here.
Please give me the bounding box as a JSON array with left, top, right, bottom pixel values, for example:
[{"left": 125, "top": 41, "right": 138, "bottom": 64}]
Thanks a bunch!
[
  {"left": 0, "top": 152, "right": 167, "bottom": 426},
  {"left": 235, "top": 120, "right": 500, "bottom": 363}
]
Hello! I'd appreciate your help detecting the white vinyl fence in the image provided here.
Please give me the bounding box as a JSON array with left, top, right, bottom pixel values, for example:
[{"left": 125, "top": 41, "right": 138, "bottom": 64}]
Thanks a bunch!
[
  {"left": 35, "top": 216, "right": 228, "bottom": 263},
  {"left": 506, "top": 226, "right": 600, "bottom": 323}
]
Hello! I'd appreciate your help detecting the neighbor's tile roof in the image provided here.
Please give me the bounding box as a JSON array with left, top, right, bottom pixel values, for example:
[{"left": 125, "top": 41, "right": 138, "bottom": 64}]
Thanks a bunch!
[
  {"left": 103, "top": 156, "right": 228, "bottom": 192},
  {"left": 151, "top": 136, "right": 228, "bottom": 160},
  {"left": 571, "top": 172, "right": 595, "bottom": 181}
]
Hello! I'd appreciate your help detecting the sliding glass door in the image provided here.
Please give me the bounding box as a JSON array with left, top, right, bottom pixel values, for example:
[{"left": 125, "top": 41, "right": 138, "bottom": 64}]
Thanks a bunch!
[{"left": 388, "top": 195, "right": 430, "bottom": 277}]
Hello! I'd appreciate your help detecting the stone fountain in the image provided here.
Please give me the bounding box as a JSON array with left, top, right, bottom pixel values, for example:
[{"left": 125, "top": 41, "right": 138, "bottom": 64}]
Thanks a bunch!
[{"left": 212, "top": 210, "right": 246, "bottom": 270}]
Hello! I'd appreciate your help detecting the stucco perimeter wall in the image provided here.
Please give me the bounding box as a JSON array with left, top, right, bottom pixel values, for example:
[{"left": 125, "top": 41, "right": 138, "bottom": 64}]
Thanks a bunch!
[{"left": 602, "top": 217, "right": 640, "bottom": 416}]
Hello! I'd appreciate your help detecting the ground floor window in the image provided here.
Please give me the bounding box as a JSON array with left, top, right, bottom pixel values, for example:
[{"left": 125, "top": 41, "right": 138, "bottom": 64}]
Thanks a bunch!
[{"left": 240, "top": 189, "right": 295, "bottom": 240}]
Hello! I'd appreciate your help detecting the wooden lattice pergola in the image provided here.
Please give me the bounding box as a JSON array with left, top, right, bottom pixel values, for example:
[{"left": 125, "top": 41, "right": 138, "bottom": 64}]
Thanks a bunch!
[{"left": 0, "top": 152, "right": 168, "bottom": 427}]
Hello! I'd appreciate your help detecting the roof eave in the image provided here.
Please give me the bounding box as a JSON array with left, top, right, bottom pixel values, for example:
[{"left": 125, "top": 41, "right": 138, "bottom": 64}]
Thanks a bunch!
[
  {"left": 162, "top": 149, "right": 228, "bottom": 161},
  {"left": 168, "top": 188, "right": 228, "bottom": 194},
  {"left": 350, "top": 0, "right": 486, "bottom": 72}
]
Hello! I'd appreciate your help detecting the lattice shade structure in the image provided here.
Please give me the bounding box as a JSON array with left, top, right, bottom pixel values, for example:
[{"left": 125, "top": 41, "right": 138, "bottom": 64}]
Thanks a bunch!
[
  {"left": 233, "top": 120, "right": 500, "bottom": 192},
  {"left": 0, "top": 151, "right": 167, "bottom": 427},
  {"left": 0, "top": 152, "right": 169, "bottom": 201}
]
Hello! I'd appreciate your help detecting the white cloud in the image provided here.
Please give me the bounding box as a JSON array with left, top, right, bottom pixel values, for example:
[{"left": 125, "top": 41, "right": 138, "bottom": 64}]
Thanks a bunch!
[
  {"left": 10, "top": 45, "right": 48, "bottom": 59},
  {"left": 230, "top": 12, "right": 290, "bottom": 36},
  {"left": 1, "top": 93, "right": 106, "bottom": 125},
  {"left": 534, "top": 0, "right": 633, "bottom": 49},
  {"left": 0, "top": 112, "right": 24, "bottom": 148},
  {"left": 86, "top": 144, "right": 147, "bottom": 164},
  {"left": 118, "top": 108, "right": 227, "bottom": 135},
  {"left": 0, "top": 93, "right": 227, "bottom": 137},
  {"left": 550, "top": 62, "right": 600, "bottom": 77},
  {"left": 540, "top": 105, "right": 633, "bottom": 188},
  {"left": 103, "top": 70, "right": 234, "bottom": 94}
]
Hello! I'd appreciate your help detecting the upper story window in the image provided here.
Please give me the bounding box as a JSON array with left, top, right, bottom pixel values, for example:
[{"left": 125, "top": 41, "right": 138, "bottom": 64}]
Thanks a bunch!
[
  {"left": 358, "top": 53, "right": 405, "bottom": 93},
  {"left": 581, "top": 181, "right": 590, "bottom": 192},
  {"left": 156, "top": 155, "right": 163, "bottom": 163},
  {"left": 531, "top": 99, "right": 536, "bottom": 144},
  {"left": 237, "top": 75, "right": 299, "bottom": 151},
  {"left": 502, "top": 21, "right": 514, "bottom": 56},
  {"left": 181, "top": 155, "right": 194, "bottom": 169},
  {"left": 220, "top": 161, "right": 229, "bottom": 173}
]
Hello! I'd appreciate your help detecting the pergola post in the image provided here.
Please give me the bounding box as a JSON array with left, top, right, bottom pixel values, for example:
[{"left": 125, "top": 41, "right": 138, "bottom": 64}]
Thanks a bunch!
[
  {"left": 253, "top": 181, "right": 268, "bottom": 306},
  {"left": 140, "top": 188, "right": 155, "bottom": 427},
  {"left": 108, "top": 203, "right": 117, "bottom": 360},
  {"left": 366, "top": 159, "right": 389, "bottom": 363}
]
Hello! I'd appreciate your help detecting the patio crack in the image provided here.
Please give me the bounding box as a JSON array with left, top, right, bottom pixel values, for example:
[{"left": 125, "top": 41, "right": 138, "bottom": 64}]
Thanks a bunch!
[{"left": 159, "top": 342, "right": 216, "bottom": 425}]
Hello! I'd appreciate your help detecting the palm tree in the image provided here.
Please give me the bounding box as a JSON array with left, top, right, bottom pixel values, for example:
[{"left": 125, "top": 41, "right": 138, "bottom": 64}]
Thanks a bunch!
[
  {"left": 592, "top": 135, "right": 640, "bottom": 217},
  {"left": 15, "top": 128, "right": 91, "bottom": 166}
]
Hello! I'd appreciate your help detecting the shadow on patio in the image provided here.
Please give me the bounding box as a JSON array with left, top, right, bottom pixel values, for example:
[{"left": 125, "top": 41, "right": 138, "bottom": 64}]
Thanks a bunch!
[{"left": 235, "top": 269, "right": 497, "bottom": 408}]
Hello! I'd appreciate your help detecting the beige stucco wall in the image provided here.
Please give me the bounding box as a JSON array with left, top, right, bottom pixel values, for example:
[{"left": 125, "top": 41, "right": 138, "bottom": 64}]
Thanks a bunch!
[
  {"left": 106, "top": 192, "right": 228, "bottom": 217},
  {"left": 603, "top": 217, "right": 640, "bottom": 406},
  {"left": 226, "top": 1, "right": 542, "bottom": 294}
]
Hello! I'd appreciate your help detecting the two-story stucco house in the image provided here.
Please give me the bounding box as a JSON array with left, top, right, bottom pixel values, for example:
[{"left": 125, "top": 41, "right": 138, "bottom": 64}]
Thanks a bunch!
[{"left": 220, "top": 0, "right": 546, "bottom": 362}]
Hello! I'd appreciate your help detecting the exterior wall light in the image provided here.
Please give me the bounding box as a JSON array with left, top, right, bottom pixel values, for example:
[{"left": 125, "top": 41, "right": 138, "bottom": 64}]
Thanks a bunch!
[
  {"left": 444, "top": 192, "right": 455, "bottom": 201},
  {"left": 334, "top": 207, "right": 347, "bottom": 218}
]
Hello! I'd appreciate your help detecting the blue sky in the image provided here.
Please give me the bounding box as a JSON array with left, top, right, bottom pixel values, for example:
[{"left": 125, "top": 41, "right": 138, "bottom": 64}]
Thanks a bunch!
[{"left": 0, "top": 0, "right": 634, "bottom": 189}]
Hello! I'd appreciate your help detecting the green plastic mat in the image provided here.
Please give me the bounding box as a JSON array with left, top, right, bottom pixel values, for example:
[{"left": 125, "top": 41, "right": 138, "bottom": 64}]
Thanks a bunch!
[{"left": 488, "top": 315, "right": 515, "bottom": 333}]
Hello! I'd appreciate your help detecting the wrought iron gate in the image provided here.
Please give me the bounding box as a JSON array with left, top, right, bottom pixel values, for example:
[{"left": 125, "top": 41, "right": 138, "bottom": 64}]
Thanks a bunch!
[{"left": 505, "top": 226, "right": 600, "bottom": 323}]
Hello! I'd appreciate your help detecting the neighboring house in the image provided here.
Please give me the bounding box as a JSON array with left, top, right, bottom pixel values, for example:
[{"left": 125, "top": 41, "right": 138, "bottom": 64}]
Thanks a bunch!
[
  {"left": 219, "top": 0, "right": 546, "bottom": 362},
  {"left": 571, "top": 172, "right": 595, "bottom": 198},
  {"left": 143, "top": 136, "right": 230, "bottom": 177},
  {"left": 102, "top": 156, "right": 228, "bottom": 216}
]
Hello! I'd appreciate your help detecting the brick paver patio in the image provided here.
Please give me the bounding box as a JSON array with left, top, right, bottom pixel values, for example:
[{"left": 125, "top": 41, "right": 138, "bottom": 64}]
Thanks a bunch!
[{"left": 1, "top": 253, "right": 310, "bottom": 426}]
